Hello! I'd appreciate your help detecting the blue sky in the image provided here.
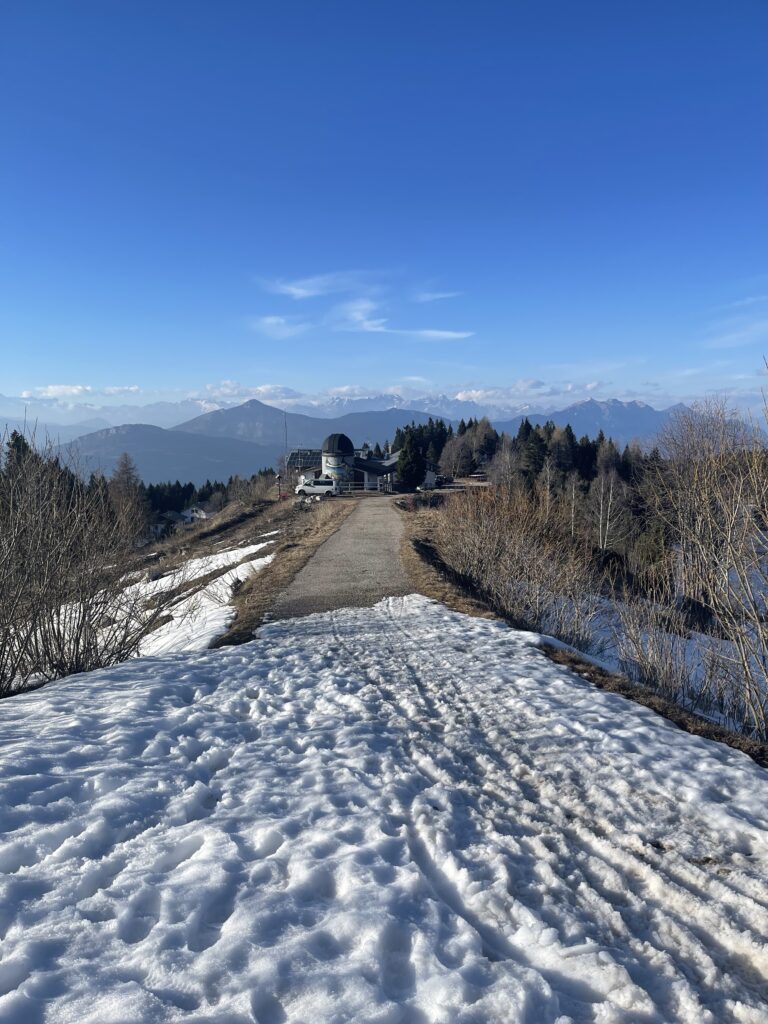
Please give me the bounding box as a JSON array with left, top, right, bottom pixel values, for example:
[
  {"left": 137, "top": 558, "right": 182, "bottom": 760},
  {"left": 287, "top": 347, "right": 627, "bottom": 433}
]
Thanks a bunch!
[{"left": 1, "top": 1, "right": 767, "bottom": 412}]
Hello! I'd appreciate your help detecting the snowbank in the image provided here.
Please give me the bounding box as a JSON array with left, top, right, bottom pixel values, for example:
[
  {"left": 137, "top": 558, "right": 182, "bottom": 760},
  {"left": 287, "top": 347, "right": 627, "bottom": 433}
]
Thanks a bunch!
[{"left": 1, "top": 596, "right": 767, "bottom": 1023}]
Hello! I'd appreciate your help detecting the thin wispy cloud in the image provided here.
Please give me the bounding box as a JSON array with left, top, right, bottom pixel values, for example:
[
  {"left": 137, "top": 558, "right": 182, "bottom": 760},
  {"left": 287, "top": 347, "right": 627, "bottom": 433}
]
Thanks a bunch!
[
  {"left": 413, "top": 328, "right": 473, "bottom": 339},
  {"left": 704, "top": 317, "right": 768, "bottom": 350},
  {"left": 331, "top": 298, "right": 473, "bottom": 340},
  {"left": 715, "top": 294, "right": 768, "bottom": 311},
  {"left": 333, "top": 298, "right": 389, "bottom": 333},
  {"left": 262, "top": 271, "right": 373, "bottom": 300},
  {"left": 249, "top": 315, "right": 313, "bottom": 339},
  {"left": 414, "top": 290, "right": 462, "bottom": 303},
  {"left": 256, "top": 270, "right": 473, "bottom": 341}
]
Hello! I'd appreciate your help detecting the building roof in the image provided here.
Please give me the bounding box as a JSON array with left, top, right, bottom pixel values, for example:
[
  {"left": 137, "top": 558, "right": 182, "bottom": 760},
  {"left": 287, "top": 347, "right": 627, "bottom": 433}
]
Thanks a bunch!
[
  {"left": 353, "top": 457, "right": 396, "bottom": 477},
  {"left": 287, "top": 449, "right": 322, "bottom": 470},
  {"left": 322, "top": 433, "right": 354, "bottom": 455}
]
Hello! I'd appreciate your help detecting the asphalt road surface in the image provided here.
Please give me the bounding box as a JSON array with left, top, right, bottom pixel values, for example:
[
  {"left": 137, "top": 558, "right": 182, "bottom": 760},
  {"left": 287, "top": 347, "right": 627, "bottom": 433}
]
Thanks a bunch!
[{"left": 270, "top": 495, "right": 412, "bottom": 619}]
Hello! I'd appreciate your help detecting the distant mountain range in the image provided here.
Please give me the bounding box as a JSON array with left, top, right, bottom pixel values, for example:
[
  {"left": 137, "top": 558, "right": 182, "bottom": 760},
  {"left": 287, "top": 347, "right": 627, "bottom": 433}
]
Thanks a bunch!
[
  {"left": 1, "top": 416, "right": 113, "bottom": 445},
  {"left": 174, "top": 397, "right": 685, "bottom": 450},
  {"left": 56, "top": 397, "right": 686, "bottom": 484},
  {"left": 63, "top": 405, "right": 441, "bottom": 484},
  {"left": 57, "top": 425, "right": 279, "bottom": 486},
  {"left": 173, "top": 400, "right": 440, "bottom": 449},
  {"left": 279, "top": 392, "right": 507, "bottom": 421},
  {"left": 493, "top": 399, "right": 687, "bottom": 446},
  {"left": 0, "top": 394, "right": 227, "bottom": 440}
]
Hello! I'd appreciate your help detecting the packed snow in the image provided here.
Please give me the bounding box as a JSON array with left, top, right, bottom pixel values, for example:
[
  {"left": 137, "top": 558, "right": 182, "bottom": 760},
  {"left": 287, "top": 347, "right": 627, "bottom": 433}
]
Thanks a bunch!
[{"left": 1, "top": 596, "right": 767, "bottom": 1023}]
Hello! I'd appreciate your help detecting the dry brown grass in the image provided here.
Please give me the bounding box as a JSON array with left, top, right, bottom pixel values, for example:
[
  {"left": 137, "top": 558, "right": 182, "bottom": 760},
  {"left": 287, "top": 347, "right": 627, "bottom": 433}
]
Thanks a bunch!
[
  {"left": 401, "top": 502, "right": 768, "bottom": 770},
  {"left": 211, "top": 498, "right": 356, "bottom": 646},
  {"left": 399, "top": 506, "right": 497, "bottom": 620},
  {"left": 151, "top": 498, "right": 286, "bottom": 570}
]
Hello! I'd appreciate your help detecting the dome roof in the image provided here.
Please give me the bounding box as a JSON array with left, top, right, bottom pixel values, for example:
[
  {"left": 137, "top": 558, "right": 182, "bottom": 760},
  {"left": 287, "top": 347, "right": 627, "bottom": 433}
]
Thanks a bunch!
[{"left": 322, "top": 433, "right": 354, "bottom": 455}]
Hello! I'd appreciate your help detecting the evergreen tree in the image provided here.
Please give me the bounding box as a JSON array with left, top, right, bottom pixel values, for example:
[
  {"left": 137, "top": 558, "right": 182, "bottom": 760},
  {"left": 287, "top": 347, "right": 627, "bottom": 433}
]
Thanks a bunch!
[
  {"left": 550, "top": 425, "right": 576, "bottom": 473},
  {"left": 470, "top": 418, "right": 499, "bottom": 466},
  {"left": 523, "top": 430, "right": 547, "bottom": 477},
  {"left": 575, "top": 435, "right": 598, "bottom": 481},
  {"left": 397, "top": 433, "right": 426, "bottom": 489},
  {"left": 596, "top": 437, "right": 621, "bottom": 475},
  {"left": 516, "top": 418, "right": 533, "bottom": 444},
  {"left": 5, "top": 430, "right": 32, "bottom": 469}
]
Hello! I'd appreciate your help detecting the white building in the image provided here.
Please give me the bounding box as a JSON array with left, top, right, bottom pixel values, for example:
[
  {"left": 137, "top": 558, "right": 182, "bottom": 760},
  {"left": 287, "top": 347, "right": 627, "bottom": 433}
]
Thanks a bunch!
[{"left": 321, "top": 433, "right": 399, "bottom": 491}]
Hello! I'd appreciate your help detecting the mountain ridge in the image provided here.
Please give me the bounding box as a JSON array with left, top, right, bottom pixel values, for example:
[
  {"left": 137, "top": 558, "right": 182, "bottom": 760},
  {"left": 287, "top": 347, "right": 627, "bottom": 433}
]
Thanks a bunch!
[
  {"left": 57, "top": 398, "right": 688, "bottom": 483},
  {"left": 172, "top": 399, "right": 442, "bottom": 449}
]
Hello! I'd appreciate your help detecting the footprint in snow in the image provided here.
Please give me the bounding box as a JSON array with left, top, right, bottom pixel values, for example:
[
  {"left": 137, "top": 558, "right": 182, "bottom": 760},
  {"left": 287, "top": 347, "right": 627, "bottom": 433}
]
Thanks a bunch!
[{"left": 117, "top": 888, "right": 160, "bottom": 944}]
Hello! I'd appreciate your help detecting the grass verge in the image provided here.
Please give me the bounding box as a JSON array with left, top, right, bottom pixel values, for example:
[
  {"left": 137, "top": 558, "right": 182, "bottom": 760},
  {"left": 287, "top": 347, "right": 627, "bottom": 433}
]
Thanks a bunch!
[{"left": 399, "top": 507, "right": 496, "bottom": 620}]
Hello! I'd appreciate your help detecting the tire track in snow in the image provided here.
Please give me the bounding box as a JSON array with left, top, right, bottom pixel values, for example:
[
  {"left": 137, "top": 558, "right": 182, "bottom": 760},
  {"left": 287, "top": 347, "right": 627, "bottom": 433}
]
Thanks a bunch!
[{"left": 327, "top": 607, "right": 646, "bottom": 1022}]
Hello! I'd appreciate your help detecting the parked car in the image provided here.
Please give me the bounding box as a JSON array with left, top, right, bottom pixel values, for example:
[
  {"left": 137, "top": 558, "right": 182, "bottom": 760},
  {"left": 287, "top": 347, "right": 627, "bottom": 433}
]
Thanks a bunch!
[{"left": 295, "top": 478, "right": 339, "bottom": 497}]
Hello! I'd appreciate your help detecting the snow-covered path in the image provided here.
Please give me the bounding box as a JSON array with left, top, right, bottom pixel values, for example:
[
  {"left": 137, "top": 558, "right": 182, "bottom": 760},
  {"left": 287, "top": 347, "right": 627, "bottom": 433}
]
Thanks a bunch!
[{"left": 1, "top": 596, "right": 767, "bottom": 1023}]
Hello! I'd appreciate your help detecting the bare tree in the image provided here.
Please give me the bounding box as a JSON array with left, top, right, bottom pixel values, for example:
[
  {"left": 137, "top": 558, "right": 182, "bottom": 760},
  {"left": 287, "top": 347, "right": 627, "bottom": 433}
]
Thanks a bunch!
[
  {"left": 109, "top": 451, "right": 148, "bottom": 544},
  {"left": 650, "top": 399, "right": 768, "bottom": 736},
  {"left": 439, "top": 434, "right": 473, "bottom": 479},
  {"left": 613, "top": 566, "right": 693, "bottom": 702},
  {"left": 487, "top": 435, "right": 519, "bottom": 489},
  {"left": 591, "top": 468, "right": 628, "bottom": 552}
]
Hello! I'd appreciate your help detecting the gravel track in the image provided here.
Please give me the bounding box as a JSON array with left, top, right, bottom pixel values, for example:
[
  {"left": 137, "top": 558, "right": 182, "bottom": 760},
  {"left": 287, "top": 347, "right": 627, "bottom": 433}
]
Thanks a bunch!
[{"left": 269, "top": 495, "right": 411, "bottom": 619}]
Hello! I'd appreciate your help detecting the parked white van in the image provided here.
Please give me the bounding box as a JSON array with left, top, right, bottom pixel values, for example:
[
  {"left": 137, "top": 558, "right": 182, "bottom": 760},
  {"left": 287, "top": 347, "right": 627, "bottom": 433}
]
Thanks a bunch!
[{"left": 295, "top": 477, "right": 339, "bottom": 497}]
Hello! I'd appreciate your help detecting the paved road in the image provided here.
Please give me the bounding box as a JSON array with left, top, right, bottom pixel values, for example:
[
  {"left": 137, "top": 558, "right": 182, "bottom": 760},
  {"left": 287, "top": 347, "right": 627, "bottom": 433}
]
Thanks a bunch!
[{"left": 270, "top": 495, "right": 412, "bottom": 619}]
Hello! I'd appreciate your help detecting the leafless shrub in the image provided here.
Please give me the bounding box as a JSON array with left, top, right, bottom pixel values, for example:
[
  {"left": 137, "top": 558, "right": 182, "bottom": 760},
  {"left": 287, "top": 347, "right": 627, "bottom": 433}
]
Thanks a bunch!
[
  {"left": 614, "top": 572, "right": 692, "bottom": 702},
  {"left": 0, "top": 430, "right": 189, "bottom": 696},
  {"left": 434, "top": 485, "right": 601, "bottom": 651}
]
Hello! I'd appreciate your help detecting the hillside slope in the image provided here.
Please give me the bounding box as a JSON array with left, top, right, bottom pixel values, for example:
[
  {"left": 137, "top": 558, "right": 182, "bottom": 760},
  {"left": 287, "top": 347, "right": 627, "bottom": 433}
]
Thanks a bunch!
[
  {"left": 62, "top": 423, "right": 279, "bottom": 484},
  {"left": 0, "top": 596, "right": 766, "bottom": 1022}
]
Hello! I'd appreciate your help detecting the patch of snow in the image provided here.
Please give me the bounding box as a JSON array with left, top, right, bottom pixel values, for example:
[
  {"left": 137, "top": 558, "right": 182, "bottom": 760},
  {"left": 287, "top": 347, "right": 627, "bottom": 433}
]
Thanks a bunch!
[
  {"left": 161, "top": 540, "right": 275, "bottom": 588},
  {"left": 120, "top": 541, "right": 277, "bottom": 657},
  {"left": 140, "top": 553, "right": 275, "bottom": 656},
  {"left": 124, "top": 540, "right": 274, "bottom": 605},
  {"left": 0, "top": 596, "right": 767, "bottom": 1022}
]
